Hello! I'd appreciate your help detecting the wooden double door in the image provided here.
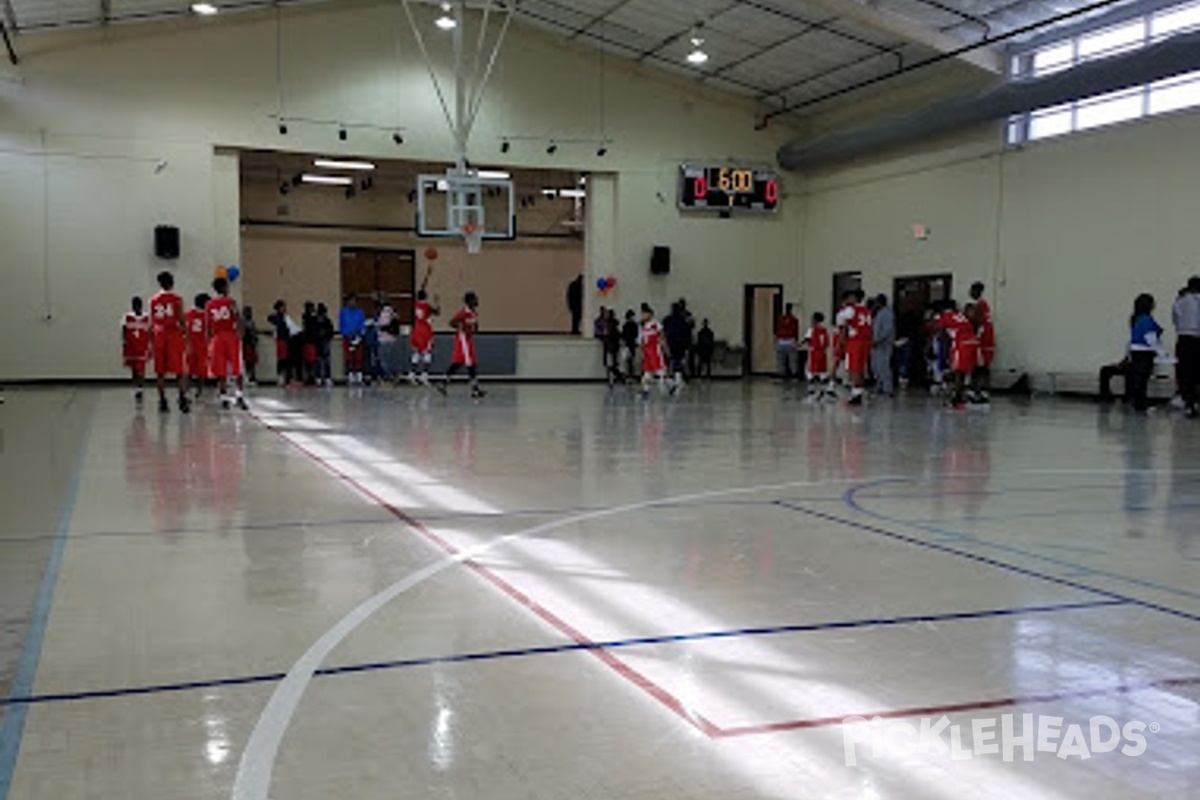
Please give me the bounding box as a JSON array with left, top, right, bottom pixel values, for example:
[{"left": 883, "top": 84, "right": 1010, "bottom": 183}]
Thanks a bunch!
[{"left": 340, "top": 248, "right": 417, "bottom": 322}]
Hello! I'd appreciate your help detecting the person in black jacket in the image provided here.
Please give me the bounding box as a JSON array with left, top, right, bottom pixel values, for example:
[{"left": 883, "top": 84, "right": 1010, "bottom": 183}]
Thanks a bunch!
[
  {"left": 696, "top": 319, "right": 716, "bottom": 380},
  {"left": 663, "top": 303, "right": 689, "bottom": 390},
  {"left": 621, "top": 310, "right": 639, "bottom": 380},
  {"left": 315, "top": 303, "right": 335, "bottom": 387},
  {"left": 301, "top": 301, "right": 319, "bottom": 385},
  {"left": 602, "top": 308, "right": 622, "bottom": 386},
  {"left": 566, "top": 275, "right": 584, "bottom": 335}
]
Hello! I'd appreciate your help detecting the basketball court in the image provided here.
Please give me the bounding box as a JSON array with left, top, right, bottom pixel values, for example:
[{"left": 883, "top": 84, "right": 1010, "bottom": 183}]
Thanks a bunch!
[{"left": 2, "top": 385, "right": 1199, "bottom": 798}]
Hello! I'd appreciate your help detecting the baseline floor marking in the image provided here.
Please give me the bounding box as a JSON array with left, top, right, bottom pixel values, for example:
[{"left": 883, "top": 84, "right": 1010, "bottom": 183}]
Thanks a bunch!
[
  {"left": 0, "top": 393, "right": 94, "bottom": 800},
  {"left": 845, "top": 478, "right": 1200, "bottom": 604},
  {"left": 776, "top": 500, "right": 1200, "bottom": 624},
  {"left": 715, "top": 675, "right": 1200, "bottom": 738},
  {"left": 0, "top": 599, "right": 1122, "bottom": 708}
]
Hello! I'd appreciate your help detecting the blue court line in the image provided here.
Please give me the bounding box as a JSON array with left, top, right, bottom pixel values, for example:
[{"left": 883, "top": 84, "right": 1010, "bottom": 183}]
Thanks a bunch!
[
  {"left": 899, "top": 499, "right": 1200, "bottom": 527},
  {"left": 775, "top": 497, "right": 1200, "bottom": 625},
  {"left": 0, "top": 393, "right": 95, "bottom": 800},
  {"left": 0, "top": 599, "right": 1122, "bottom": 708},
  {"left": 0, "top": 497, "right": 815, "bottom": 545},
  {"left": 833, "top": 477, "right": 1200, "bottom": 503},
  {"left": 843, "top": 478, "right": 1200, "bottom": 603}
]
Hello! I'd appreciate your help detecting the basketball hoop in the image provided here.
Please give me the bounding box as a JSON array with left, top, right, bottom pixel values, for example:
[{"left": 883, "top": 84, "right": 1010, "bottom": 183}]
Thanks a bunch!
[{"left": 461, "top": 222, "right": 484, "bottom": 255}]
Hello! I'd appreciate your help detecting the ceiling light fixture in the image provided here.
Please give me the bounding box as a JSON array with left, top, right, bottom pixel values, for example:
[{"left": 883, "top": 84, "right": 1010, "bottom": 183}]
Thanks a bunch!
[
  {"left": 501, "top": 139, "right": 511, "bottom": 154},
  {"left": 476, "top": 170, "right": 511, "bottom": 180},
  {"left": 393, "top": 131, "right": 405, "bottom": 145},
  {"left": 686, "top": 37, "right": 709, "bottom": 65},
  {"left": 547, "top": 142, "right": 558, "bottom": 155},
  {"left": 338, "top": 127, "right": 348, "bottom": 141},
  {"left": 277, "top": 122, "right": 288, "bottom": 135},
  {"left": 191, "top": 3, "right": 219, "bottom": 16},
  {"left": 596, "top": 145, "right": 608, "bottom": 157},
  {"left": 313, "top": 159, "right": 376, "bottom": 171},
  {"left": 301, "top": 174, "right": 354, "bottom": 186},
  {"left": 436, "top": 3, "right": 456, "bottom": 30}
]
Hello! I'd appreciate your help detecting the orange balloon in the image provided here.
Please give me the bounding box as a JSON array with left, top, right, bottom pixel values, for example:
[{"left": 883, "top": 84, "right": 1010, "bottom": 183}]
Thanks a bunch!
[{"left": 214, "top": 266, "right": 229, "bottom": 280}]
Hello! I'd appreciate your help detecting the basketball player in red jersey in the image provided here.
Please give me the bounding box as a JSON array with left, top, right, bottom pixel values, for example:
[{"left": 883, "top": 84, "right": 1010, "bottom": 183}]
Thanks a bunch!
[
  {"left": 185, "top": 294, "right": 210, "bottom": 400},
  {"left": 802, "top": 311, "right": 836, "bottom": 402},
  {"left": 149, "top": 271, "right": 190, "bottom": 413},
  {"left": 936, "top": 300, "right": 983, "bottom": 409},
  {"left": 436, "top": 291, "right": 486, "bottom": 399},
  {"left": 639, "top": 303, "right": 670, "bottom": 398},
  {"left": 121, "top": 296, "right": 152, "bottom": 406},
  {"left": 206, "top": 277, "right": 248, "bottom": 410},
  {"left": 406, "top": 289, "right": 440, "bottom": 386},
  {"left": 835, "top": 289, "right": 872, "bottom": 406},
  {"left": 970, "top": 282, "right": 995, "bottom": 401}
]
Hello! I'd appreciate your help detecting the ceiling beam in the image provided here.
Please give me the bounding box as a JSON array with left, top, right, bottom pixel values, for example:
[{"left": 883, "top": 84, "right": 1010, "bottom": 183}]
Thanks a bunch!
[
  {"left": 798, "top": 0, "right": 1003, "bottom": 73},
  {"left": 633, "top": 0, "right": 740, "bottom": 63},
  {"left": 569, "top": 0, "right": 636, "bottom": 40}
]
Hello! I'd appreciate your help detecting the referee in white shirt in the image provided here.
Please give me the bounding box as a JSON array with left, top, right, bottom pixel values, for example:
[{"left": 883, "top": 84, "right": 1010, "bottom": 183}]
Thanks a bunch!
[{"left": 1174, "top": 276, "right": 1200, "bottom": 418}]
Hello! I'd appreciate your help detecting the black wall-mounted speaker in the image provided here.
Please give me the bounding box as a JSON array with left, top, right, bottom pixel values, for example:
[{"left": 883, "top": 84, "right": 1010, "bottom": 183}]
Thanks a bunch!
[
  {"left": 154, "top": 225, "right": 180, "bottom": 260},
  {"left": 650, "top": 245, "right": 671, "bottom": 275}
]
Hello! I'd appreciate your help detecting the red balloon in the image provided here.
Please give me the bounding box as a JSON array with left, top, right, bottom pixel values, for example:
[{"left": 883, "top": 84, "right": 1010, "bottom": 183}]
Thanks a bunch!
[
  {"left": 424, "top": 247, "right": 439, "bottom": 262},
  {"left": 605, "top": 276, "right": 617, "bottom": 289}
]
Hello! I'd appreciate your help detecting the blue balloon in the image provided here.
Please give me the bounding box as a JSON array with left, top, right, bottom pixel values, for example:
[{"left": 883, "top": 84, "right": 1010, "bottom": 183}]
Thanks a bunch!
[
  {"left": 595, "top": 277, "right": 606, "bottom": 290},
  {"left": 227, "top": 265, "right": 241, "bottom": 283}
]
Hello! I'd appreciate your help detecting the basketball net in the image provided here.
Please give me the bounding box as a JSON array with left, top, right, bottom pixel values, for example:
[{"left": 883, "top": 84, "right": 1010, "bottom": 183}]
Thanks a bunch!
[{"left": 460, "top": 222, "right": 484, "bottom": 255}]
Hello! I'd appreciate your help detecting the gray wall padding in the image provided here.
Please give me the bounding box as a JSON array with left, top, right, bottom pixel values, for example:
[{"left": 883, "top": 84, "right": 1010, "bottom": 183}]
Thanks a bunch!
[{"left": 386, "top": 333, "right": 519, "bottom": 376}]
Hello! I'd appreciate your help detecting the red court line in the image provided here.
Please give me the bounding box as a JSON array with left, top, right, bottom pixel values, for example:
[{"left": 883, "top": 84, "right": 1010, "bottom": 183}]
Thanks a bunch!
[
  {"left": 252, "top": 411, "right": 722, "bottom": 739},
  {"left": 714, "top": 675, "right": 1200, "bottom": 738}
]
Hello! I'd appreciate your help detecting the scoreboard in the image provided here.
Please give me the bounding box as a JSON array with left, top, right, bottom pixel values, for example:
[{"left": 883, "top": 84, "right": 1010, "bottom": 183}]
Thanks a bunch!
[{"left": 678, "top": 164, "right": 780, "bottom": 213}]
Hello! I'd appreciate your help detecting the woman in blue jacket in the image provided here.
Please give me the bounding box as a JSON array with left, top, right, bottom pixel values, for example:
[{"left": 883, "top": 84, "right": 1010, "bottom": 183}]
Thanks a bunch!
[{"left": 1128, "top": 293, "right": 1163, "bottom": 412}]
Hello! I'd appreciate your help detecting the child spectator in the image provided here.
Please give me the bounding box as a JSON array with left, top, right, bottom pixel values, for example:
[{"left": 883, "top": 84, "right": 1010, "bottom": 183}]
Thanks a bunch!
[{"left": 241, "top": 306, "right": 259, "bottom": 386}]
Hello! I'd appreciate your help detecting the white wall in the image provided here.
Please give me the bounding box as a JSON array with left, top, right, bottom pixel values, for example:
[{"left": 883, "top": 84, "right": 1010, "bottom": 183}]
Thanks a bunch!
[
  {"left": 798, "top": 109, "right": 1200, "bottom": 382},
  {"left": 0, "top": 3, "right": 802, "bottom": 379}
]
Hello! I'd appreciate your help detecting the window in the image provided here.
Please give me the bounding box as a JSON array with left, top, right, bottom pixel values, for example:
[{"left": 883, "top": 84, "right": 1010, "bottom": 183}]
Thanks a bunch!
[
  {"left": 1149, "top": 70, "right": 1200, "bottom": 114},
  {"left": 1075, "top": 88, "right": 1144, "bottom": 130},
  {"left": 1032, "top": 41, "right": 1073, "bottom": 76},
  {"left": 1152, "top": 2, "right": 1200, "bottom": 39},
  {"left": 1008, "top": 2, "right": 1200, "bottom": 145},
  {"left": 1077, "top": 20, "right": 1145, "bottom": 62},
  {"left": 1028, "top": 104, "right": 1073, "bottom": 140}
]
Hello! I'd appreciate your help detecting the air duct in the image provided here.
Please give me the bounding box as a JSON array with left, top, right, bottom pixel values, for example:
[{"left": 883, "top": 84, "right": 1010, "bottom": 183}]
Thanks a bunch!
[{"left": 778, "top": 28, "right": 1200, "bottom": 172}]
